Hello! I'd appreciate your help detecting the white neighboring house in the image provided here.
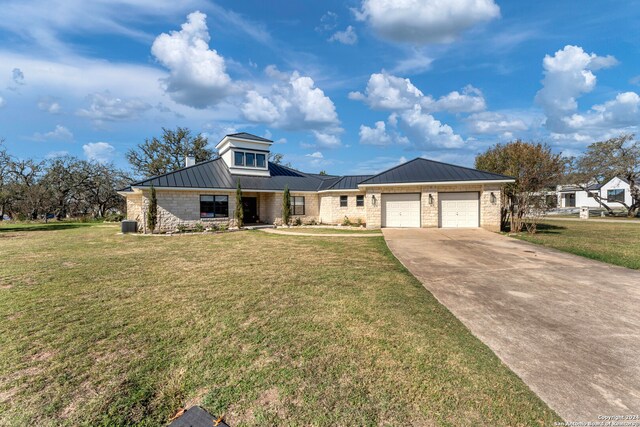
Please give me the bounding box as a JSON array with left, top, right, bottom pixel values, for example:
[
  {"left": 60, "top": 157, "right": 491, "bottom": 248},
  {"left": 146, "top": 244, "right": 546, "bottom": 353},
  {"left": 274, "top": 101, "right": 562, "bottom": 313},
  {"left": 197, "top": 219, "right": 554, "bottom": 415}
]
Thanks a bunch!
[{"left": 556, "top": 177, "right": 632, "bottom": 209}]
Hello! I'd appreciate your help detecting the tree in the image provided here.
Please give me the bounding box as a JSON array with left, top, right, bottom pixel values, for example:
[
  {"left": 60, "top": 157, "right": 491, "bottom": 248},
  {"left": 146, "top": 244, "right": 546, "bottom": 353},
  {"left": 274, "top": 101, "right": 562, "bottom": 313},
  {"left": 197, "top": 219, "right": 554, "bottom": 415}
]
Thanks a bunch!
[
  {"left": 318, "top": 170, "right": 328, "bottom": 175},
  {"left": 475, "top": 140, "right": 566, "bottom": 233},
  {"left": 235, "top": 180, "right": 244, "bottom": 228},
  {"left": 282, "top": 185, "right": 291, "bottom": 226},
  {"left": 6, "top": 158, "right": 48, "bottom": 220},
  {"left": 268, "top": 152, "right": 292, "bottom": 168},
  {"left": 126, "top": 127, "right": 215, "bottom": 177},
  {"left": 147, "top": 185, "right": 157, "bottom": 233},
  {"left": 0, "top": 139, "right": 11, "bottom": 220},
  {"left": 569, "top": 134, "right": 640, "bottom": 217}
]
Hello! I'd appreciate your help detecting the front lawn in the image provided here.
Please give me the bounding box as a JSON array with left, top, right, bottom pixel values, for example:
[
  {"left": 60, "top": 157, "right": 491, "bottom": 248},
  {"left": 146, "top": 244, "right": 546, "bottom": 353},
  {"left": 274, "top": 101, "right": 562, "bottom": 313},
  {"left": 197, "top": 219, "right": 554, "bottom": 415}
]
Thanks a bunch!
[
  {"left": 0, "top": 222, "right": 558, "bottom": 426},
  {"left": 274, "top": 227, "right": 381, "bottom": 234},
  {"left": 515, "top": 220, "right": 640, "bottom": 269}
]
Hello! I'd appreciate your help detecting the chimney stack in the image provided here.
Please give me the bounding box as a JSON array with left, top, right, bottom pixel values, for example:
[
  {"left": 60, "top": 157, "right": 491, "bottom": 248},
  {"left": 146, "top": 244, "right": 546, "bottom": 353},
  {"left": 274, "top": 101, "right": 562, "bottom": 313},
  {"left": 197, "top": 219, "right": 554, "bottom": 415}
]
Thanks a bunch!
[{"left": 185, "top": 156, "right": 196, "bottom": 167}]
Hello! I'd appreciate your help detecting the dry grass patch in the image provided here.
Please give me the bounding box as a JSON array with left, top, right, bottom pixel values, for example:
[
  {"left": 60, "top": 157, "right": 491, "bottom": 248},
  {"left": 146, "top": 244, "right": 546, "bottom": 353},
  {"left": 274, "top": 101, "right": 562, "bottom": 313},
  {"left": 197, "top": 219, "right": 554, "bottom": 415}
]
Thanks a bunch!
[{"left": 0, "top": 222, "right": 560, "bottom": 426}]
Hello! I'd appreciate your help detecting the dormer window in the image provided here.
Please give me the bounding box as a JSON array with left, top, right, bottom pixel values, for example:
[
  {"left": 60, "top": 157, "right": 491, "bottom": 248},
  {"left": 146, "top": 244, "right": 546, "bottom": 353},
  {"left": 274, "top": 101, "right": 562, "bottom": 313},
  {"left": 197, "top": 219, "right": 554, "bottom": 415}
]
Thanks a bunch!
[{"left": 233, "top": 150, "right": 267, "bottom": 170}]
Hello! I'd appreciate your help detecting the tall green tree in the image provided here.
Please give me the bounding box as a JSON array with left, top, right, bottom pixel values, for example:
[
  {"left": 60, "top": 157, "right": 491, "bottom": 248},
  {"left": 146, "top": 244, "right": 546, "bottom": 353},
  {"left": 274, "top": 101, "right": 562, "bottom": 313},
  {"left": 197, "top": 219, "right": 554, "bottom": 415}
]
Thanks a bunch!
[
  {"left": 282, "top": 185, "right": 291, "bottom": 226},
  {"left": 235, "top": 180, "right": 244, "bottom": 228},
  {"left": 126, "top": 127, "right": 215, "bottom": 178},
  {"left": 147, "top": 185, "right": 158, "bottom": 233},
  {"left": 569, "top": 134, "right": 640, "bottom": 217},
  {"left": 475, "top": 140, "right": 566, "bottom": 233}
]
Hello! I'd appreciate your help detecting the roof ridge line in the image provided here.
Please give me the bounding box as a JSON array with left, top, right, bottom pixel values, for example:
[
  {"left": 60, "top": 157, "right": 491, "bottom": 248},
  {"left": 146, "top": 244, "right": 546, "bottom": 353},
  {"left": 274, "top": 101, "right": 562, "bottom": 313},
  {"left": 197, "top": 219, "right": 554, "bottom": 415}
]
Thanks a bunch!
[
  {"left": 358, "top": 157, "right": 422, "bottom": 184},
  {"left": 414, "top": 157, "right": 514, "bottom": 179}
]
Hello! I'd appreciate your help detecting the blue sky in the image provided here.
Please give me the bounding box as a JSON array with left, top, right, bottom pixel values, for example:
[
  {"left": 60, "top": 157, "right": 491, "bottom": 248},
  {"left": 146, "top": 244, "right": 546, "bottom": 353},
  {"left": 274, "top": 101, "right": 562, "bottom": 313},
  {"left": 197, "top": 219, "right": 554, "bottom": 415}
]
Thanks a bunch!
[{"left": 0, "top": 0, "right": 639, "bottom": 175}]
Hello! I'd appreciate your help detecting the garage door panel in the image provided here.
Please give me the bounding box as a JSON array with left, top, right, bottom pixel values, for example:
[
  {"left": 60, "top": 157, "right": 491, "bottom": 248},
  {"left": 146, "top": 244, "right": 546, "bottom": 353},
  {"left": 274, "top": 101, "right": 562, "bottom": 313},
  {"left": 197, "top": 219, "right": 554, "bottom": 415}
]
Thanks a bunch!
[
  {"left": 439, "top": 192, "right": 479, "bottom": 228},
  {"left": 382, "top": 193, "right": 420, "bottom": 228}
]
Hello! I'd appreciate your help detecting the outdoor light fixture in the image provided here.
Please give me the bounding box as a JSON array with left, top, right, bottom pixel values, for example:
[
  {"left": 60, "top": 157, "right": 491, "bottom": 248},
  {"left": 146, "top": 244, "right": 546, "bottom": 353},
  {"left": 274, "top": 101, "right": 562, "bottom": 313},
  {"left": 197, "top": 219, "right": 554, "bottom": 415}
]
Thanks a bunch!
[
  {"left": 372, "top": 195, "right": 377, "bottom": 206},
  {"left": 428, "top": 194, "right": 434, "bottom": 205},
  {"left": 490, "top": 192, "right": 497, "bottom": 204}
]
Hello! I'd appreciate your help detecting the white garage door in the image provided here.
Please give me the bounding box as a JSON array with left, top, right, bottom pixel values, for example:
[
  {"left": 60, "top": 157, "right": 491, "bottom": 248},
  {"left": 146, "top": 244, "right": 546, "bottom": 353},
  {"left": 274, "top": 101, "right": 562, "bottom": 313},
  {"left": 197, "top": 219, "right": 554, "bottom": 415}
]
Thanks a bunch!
[
  {"left": 439, "top": 192, "right": 480, "bottom": 228},
  {"left": 382, "top": 193, "right": 421, "bottom": 228}
]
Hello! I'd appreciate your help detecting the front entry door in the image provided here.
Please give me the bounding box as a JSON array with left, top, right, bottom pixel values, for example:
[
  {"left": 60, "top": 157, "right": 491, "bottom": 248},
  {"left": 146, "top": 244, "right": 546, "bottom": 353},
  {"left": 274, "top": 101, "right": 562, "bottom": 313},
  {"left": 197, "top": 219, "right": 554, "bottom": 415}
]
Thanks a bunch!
[{"left": 243, "top": 197, "right": 259, "bottom": 223}]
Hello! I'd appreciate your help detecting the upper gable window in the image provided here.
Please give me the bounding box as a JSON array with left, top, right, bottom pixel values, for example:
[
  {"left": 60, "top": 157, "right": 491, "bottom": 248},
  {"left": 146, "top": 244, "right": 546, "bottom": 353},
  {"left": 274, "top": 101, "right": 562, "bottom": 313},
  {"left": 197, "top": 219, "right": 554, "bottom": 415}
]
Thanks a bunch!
[
  {"left": 256, "top": 154, "right": 266, "bottom": 168},
  {"left": 245, "top": 152, "right": 255, "bottom": 167},
  {"left": 234, "top": 151, "right": 244, "bottom": 166}
]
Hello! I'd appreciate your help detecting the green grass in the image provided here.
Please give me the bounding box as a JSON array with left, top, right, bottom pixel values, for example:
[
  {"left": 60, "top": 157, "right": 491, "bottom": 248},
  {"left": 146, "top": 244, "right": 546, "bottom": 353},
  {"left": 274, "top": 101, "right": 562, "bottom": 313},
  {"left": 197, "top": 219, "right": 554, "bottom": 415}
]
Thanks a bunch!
[
  {"left": 274, "top": 227, "right": 381, "bottom": 234},
  {"left": 515, "top": 220, "right": 640, "bottom": 269},
  {"left": 0, "top": 222, "right": 558, "bottom": 426}
]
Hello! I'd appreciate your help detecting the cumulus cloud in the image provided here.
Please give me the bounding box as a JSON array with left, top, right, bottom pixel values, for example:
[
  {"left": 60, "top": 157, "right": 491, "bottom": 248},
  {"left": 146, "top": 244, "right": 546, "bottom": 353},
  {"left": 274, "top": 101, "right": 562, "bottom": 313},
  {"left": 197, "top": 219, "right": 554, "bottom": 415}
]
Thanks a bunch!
[
  {"left": 398, "top": 105, "right": 465, "bottom": 148},
  {"left": 241, "top": 68, "right": 341, "bottom": 147},
  {"left": 350, "top": 73, "right": 486, "bottom": 114},
  {"left": 349, "top": 73, "right": 424, "bottom": 110},
  {"left": 306, "top": 151, "right": 324, "bottom": 159},
  {"left": 83, "top": 142, "right": 115, "bottom": 163},
  {"left": 329, "top": 26, "right": 358, "bottom": 45},
  {"left": 33, "top": 125, "right": 74, "bottom": 142},
  {"left": 77, "top": 91, "right": 151, "bottom": 123},
  {"left": 37, "top": 97, "right": 62, "bottom": 114},
  {"left": 151, "top": 11, "right": 237, "bottom": 108},
  {"left": 355, "top": 0, "right": 500, "bottom": 44},
  {"left": 563, "top": 91, "right": 640, "bottom": 131},
  {"left": 465, "top": 111, "right": 528, "bottom": 135},
  {"left": 535, "top": 45, "right": 618, "bottom": 133}
]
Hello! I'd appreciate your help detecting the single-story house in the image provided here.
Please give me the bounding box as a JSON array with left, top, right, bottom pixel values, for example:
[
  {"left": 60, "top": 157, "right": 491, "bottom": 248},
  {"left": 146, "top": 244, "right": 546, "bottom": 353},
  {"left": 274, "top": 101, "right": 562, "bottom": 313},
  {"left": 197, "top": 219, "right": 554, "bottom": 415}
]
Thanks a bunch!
[
  {"left": 556, "top": 177, "right": 632, "bottom": 209},
  {"left": 119, "top": 132, "right": 514, "bottom": 232}
]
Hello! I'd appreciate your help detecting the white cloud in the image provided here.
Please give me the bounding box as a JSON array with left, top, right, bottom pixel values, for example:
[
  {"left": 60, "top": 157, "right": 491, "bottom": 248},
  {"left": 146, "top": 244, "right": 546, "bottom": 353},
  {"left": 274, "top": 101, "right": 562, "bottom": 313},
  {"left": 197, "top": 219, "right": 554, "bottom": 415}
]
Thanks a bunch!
[
  {"left": 399, "top": 105, "right": 465, "bottom": 148},
  {"left": 329, "top": 26, "right": 358, "bottom": 45},
  {"left": 151, "top": 11, "right": 237, "bottom": 108},
  {"left": 359, "top": 121, "right": 393, "bottom": 146},
  {"left": 355, "top": 0, "right": 500, "bottom": 44},
  {"left": 350, "top": 73, "right": 486, "bottom": 114},
  {"left": 349, "top": 73, "right": 424, "bottom": 110},
  {"left": 306, "top": 151, "right": 324, "bottom": 159},
  {"left": 83, "top": 142, "right": 115, "bottom": 163},
  {"left": 563, "top": 91, "right": 640, "bottom": 131},
  {"left": 77, "top": 91, "right": 151, "bottom": 123},
  {"left": 535, "top": 45, "right": 618, "bottom": 133},
  {"left": 313, "top": 131, "right": 341, "bottom": 148},
  {"left": 391, "top": 49, "right": 433, "bottom": 74},
  {"left": 33, "top": 124, "right": 73, "bottom": 141},
  {"left": 37, "top": 97, "right": 61, "bottom": 114},
  {"left": 45, "top": 150, "right": 70, "bottom": 159},
  {"left": 429, "top": 85, "right": 486, "bottom": 113},
  {"left": 0, "top": 95, "right": 4, "bottom": 108},
  {"left": 466, "top": 111, "right": 528, "bottom": 135},
  {"left": 241, "top": 67, "right": 339, "bottom": 133}
]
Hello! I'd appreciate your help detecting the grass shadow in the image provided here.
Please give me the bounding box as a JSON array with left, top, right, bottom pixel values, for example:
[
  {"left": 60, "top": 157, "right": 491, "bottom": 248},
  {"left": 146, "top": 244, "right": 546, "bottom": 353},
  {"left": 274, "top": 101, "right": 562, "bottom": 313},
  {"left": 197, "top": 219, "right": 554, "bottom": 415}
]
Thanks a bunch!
[{"left": 0, "top": 222, "right": 98, "bottom": 233}]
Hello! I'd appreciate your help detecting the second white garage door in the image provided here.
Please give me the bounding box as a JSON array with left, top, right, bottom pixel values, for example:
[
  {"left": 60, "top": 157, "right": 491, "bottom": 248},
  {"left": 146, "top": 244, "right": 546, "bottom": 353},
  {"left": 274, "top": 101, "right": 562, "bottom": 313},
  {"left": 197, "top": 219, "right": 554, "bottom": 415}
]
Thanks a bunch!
[
  {"left": 439, "top": 192, "right": 480, "bottom": 228},
  {"left": 382, "top": 193, "right": 421, "bottom": 228}
]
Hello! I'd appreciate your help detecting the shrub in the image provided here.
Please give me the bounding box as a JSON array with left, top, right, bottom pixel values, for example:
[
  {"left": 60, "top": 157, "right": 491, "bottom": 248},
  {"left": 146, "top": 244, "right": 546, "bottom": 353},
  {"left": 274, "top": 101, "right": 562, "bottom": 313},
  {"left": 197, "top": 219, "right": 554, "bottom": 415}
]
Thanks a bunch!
[
  {"left": 304, "top": 218, "right": 317, "bottom": 226},
  {"left": 282, "top": 186, "right": 291, "bottom": 226},
  {"left": 218, "top": 222, "right": 228, "bottom": 232},
  {"left": 207, "top": 223, "right": 219, "bottom": 232},
  {"left": 194, "top": 222, "right": 205, "bottom": 232},
  {"left": 294, "top": 217, "right": 302, "bottom": 226},
  {"left": 356, "top": 218, "right": 364, "bottom": 227},
  {"left": 176, "top": 224, "right": 188, "bottom": 233},
  {"left": 104, "top": 213, "right": 124, "bottom": 222},
  {"left": 147, "top": 185, "right": 157, "bottom": 233},
  {"left": 342, "top": 216, "right": 352, "bottom": 226}
]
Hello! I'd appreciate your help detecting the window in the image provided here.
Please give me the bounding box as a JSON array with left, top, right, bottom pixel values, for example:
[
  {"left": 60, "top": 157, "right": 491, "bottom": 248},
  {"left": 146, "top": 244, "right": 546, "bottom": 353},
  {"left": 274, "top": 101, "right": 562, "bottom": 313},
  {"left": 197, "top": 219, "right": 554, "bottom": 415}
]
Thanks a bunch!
[
  {"left": 245, "top": 152, "right": 255, "bottom": 167},
  {"left": 256, "top": 153, "right": 266, "bottom": 168},
  {"left": 608, "top": 189, "right": 625, "bottom": 203},
  {"left": 356, "top": 195, "right": 364, "bottom": 207},
  {"left": 340, "top": 195, "right": 348, "bottom": 207},
  {"left": 291, "top": 196, "right": 305, "bottom": 215},
  {"left": 200, "top": 195, "right": 228, "bottom": 218},
  {"left": 234, "top": 151, "right": 244, "bottom": 166}
]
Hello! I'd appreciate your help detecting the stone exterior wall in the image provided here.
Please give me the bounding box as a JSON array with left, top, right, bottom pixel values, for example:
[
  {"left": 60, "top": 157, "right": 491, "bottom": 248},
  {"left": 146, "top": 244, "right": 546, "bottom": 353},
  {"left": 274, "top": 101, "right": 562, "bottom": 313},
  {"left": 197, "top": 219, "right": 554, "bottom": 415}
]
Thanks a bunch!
[
  {"left": 123, "top": 183, "right": 503, "bottom": 232},
  {"left": 318, "top": 192, "right": 367, "bottom": 225}
]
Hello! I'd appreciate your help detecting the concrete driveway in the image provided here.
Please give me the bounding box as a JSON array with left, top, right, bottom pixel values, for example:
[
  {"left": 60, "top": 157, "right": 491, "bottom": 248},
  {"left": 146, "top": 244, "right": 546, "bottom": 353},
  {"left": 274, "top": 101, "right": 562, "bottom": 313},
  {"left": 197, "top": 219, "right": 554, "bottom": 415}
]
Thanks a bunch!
[{"left": 383, "top": 228, "right": 640, "bottom": 422}]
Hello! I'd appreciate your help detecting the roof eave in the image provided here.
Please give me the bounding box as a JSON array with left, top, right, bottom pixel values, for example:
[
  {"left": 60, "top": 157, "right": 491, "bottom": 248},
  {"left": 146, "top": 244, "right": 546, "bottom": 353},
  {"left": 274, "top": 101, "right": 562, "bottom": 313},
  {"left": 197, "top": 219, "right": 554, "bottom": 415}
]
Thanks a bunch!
[{"left": 358, "top": 179, "right": 515, "bottom": 188}]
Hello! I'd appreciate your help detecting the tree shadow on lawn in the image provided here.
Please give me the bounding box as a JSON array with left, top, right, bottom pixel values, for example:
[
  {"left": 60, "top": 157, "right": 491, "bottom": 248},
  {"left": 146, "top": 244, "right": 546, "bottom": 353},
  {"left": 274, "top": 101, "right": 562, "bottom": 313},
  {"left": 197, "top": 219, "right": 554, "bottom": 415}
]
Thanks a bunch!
[
  {"left": 529, "top": 222, "right": 568, "bottom": 235},
  {"left": 0, "top": 222, "right": 97, "bottom": 233}
]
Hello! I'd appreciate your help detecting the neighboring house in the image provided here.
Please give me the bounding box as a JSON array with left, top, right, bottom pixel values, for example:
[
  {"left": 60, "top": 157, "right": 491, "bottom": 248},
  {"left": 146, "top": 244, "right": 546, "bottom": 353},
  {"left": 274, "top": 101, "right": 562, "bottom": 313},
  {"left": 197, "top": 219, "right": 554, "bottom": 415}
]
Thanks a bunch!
[
  {"left": 119, "top": 132, "right": 514, "bottom": 232},
  {"left": 556, "top": 177, "right": 632, "bottom": 209}
]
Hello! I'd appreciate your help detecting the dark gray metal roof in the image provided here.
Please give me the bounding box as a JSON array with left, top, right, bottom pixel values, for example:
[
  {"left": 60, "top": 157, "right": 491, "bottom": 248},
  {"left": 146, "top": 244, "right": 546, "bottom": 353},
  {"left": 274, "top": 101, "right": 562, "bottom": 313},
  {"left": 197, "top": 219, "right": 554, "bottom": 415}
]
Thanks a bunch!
[
  {"left": 325, "top": 175, "right": 373, "bottom": 190},
  {"left": 359, "top": 158, "right": 513, "bottom": 185},
  {"left": 225, "top": 132, "right": 273, "bottom": 142},
  {"left": 130, "top": 158, "right": 328, "bottom": 192},
  {"left": 126, "top": 156, "right": 512, "bottom": 193}
]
